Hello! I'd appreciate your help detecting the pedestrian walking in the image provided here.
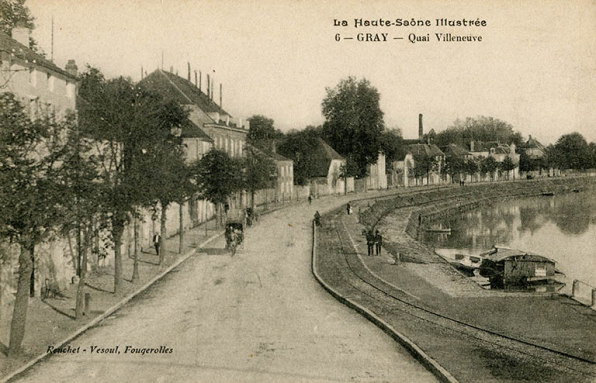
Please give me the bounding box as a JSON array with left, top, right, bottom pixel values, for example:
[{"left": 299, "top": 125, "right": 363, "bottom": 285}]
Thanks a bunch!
[
  {"left": 366, "top": 230, "right": 374, "bottom": 256},
  {"left": 346, "top": 203, "right": 351, "bottom": 215},
  {"left": 153, "top": 232, "right": 161, "bottom": 255},
  {"left": 374, "top": 230, "right": 383, "bottom": 256},
  {"left": 308, "top": 195, "right": 312, "bottom": 205}
]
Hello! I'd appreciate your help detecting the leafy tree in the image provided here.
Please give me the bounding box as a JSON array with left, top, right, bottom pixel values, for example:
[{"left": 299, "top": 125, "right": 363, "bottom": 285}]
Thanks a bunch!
[
  {"left": 321, "top": 77, "right": 384, "bottom": 177},
  {"left": 191, "top": 149, "right": 244, "bottom": 227},
  {"left": 0, "top": 93, "right": 63, "bottom": 355},
  {"left": 247, "top": 115, "right": 283, "bottom": 145},
  {"left": 380, "top": 129, "right": 405, "bottom": 164},
  {"left": 464, "top": 159, "right": 479, "bottom": 182},
  {"left": 412, "top": 154, "right": 437, "bottom": 185},
  {"left": 54, "top": 115, "right": 101, "bottom": 319},
  {"left": 435, "top": 116, "right": 522, "bottom": 148},
  {"left": 78, "top": 67, "right": 183, "bottom": 293},
  {"left": 480, "top": 156, "right": 499, "bottom": 181},
  {"left": 277, "top": 128, "right": 322, "bottom": 185},
  {"left": 0, "top": 0, "right": 41, "bottom": 52},
  {"left": 501, "top": 155, "right": 516, "bottom": 180},
  {"left": 552, "top": 132, "right": 591, "bottom": 170},
  {"left": 243, "top": 146, "right": 277, "bottom": 208},
  {"left": 136, "top": 101, "right": 192, "bottom": 265},
  {"left": 442, "top": 155, "right": 465, "bottom": 182}
]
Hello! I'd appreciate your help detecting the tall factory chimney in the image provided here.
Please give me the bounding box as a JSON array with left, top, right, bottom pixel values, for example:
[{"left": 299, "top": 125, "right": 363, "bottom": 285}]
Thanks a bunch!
[{"left": 418, "top": 114, "right": 424, "bottom": 142}]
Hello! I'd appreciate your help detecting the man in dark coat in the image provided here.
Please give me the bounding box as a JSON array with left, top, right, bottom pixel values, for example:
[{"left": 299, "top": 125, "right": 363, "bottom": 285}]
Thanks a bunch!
[
  {"left": 153, "top": 233, "right": 161, "bottom": 255},
  {"left": 374, "top": 230, "right": 383, "bottom": 256},
  {"left": 366, "top": 230, "right": 374, "bottom": 256}
]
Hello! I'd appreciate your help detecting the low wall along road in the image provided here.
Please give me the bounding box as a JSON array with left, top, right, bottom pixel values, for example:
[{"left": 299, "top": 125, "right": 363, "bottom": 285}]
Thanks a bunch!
[{"left": 315, "top": 176, "right": 596, "bottom": 383}]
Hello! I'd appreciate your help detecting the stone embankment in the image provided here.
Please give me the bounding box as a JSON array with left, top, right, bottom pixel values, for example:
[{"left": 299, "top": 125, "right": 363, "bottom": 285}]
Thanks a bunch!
[
  {"left": 315, "top": 176, "right": 596, "bottom": 382},
  {"left": 360, "top": 176, "right": 596, "bottom": 245}
]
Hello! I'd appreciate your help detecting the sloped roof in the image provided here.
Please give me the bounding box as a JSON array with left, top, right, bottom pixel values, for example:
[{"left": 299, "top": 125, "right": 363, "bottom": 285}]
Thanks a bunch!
[
  {"left": 408, "top": 143, "right": 444, "bottom": 157},
  {"left": 482, "top": 247, "right": 554, "bottom": 263},
  {"left": 246, "top": 143, "right": 292, "bottom": 162},
  {"left": 526, "top": 136, "right": 545, "bottom": 150},
  {"left": 139, "top": 69, "right": 231, "bottom": 116},
  {"left": 320, "top": 138, "right": 344, "bottom": 160},
  {"left": 441, "top": 143, "right": 471, "bottom": 157},
  {"left": 0, "top": 32, "right": 77, "bottom": 80},
  {"left": 182, "top": 121, "right": 214, "bottom": 142},
  {"left": 470, "top": 140, "right": 513, "bottom": 154}
]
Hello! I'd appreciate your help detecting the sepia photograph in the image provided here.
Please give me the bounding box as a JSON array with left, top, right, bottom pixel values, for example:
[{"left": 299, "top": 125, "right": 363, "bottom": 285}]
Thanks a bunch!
[{"left": 1, "top": 0, "right": 595, "bottom": 382}]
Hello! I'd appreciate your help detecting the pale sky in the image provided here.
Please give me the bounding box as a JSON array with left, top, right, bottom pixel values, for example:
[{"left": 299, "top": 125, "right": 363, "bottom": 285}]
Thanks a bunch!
[{"left": 27, "top": 0, "right": 596, "bottom": 145}]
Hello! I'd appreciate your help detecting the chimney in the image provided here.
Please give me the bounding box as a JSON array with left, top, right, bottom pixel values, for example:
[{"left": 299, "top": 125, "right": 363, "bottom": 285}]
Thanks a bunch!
[
  {"left": 65, "top": 59, "right": 78, "bottom": 77},
  {"left": 187, "top": 62, "right": 191, "bottom": 81},
  {"left": 194, "top": 70, "right": 197, "bottom": 87},
  {"left": 219, "top": 83, "right": 222, "bottom": 108},
  {"left": 199, "top": 71, "right": 202, "bottom": 91},
  {"left": 207, "top": 74, "right": 210, "bottom": 98},
  {"left": 11, "top": 22, "right": 30, "bottom": 48},
  {"left": 210, "top": 76, "right": 214, "bottom": 100},
  {"left": 418, "top": 113, "right": 423, "bottom": 141}
]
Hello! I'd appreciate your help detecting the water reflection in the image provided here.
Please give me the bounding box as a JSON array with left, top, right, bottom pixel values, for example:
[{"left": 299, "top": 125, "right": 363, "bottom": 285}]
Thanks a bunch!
[{"left": 423, "top": 191, "right": 596, "bottom": 286}]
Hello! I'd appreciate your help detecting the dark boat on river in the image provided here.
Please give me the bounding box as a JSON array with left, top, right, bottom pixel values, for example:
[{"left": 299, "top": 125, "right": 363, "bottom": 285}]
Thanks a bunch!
[{"left": 478, "top": 247, "right": 563, "bottom": 289}]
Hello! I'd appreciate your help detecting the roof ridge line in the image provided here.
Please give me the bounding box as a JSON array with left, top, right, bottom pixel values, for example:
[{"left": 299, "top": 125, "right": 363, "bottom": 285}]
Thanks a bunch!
[{"left": 157, "top": 69, "right": 193, "bottom": 104}]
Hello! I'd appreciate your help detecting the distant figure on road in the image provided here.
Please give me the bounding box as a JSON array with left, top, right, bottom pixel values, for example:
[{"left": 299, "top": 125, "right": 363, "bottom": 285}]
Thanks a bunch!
[
  {"left": 308, "top": 195, "right": 312, "bottom": 205},
  {"left": 346, "top": 203, "right": 351, "bottom": 215},
  {"left": 374, "top": 230, "right": 383, "bottom": 256},
  {"left": 153, "top": 233, "right": 161, "bottom": 255},
  {"left": 366, "top": 230, "right": 374, "bottom": 256},
  {"left": 314, "top": 211, "right": 321, "bottom": 227}
]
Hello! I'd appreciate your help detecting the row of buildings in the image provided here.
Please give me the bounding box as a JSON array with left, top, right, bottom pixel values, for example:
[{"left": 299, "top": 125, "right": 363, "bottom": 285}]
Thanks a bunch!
[
  {"left": 387, "top": 114, "right": 547, "bottom": 187},
  {"left": 0, "top": 24, "right": 545, "bottom": 297},
  {"left": 0, "top": 25, "right": 298, "bottom": 296}
]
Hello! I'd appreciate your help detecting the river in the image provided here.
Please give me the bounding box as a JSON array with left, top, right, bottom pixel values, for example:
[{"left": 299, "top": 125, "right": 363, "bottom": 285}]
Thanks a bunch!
[{"left": 422, "top": 190, "right": 596, "bottom": 287}]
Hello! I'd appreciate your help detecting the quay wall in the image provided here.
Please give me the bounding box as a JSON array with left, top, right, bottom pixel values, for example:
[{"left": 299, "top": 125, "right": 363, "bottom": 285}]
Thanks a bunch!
[{"left": 359, "top": 176, "right": 596, "bottom": 238}]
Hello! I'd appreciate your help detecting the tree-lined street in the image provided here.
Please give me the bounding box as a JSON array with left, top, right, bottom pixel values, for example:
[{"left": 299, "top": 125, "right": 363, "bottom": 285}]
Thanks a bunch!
[{"left": 12, "top": 198, "right": 437, "bottom": 383}]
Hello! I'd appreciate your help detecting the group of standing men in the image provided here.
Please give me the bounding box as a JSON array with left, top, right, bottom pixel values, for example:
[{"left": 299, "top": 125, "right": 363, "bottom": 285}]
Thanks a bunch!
[{"left": 365, "top": 229, "right": 383, "bottom": 256}]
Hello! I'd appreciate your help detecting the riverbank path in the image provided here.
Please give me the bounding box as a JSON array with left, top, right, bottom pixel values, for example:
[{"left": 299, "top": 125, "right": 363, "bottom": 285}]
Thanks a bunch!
[{"left": 12, "top": 195, "right": 437, "bottom": 382}]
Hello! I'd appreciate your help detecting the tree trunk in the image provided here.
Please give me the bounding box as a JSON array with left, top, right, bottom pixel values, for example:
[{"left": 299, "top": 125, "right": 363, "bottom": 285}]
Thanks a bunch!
[
  {"left": 251, "top": 190, "right": 255, "bottom": 209},
  {"left": 131, "top": 216, "right": 139, "bottom": 282},
  {"left": 9, "top": 243, "right": 34, "bottom": 357},
  {"left": 178, "top": 202, "right": 184, "bottom": 254},
  {"left": 76, "top": 226, "right": 91, "bottom": 319},
  {"left": 159, "top": 202, "right": 168, "bottom": 265},
  {"left": 29, "top": 246, "right": 35, "bottom": 297},
  {"left": 113, "top": 224, "right": 124, "bottom": 295}
]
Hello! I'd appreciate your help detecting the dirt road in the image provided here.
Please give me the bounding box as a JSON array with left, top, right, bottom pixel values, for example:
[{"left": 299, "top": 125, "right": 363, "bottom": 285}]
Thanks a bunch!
[{"left": 13, "top": 198, "right": 436, "bottom": 382}]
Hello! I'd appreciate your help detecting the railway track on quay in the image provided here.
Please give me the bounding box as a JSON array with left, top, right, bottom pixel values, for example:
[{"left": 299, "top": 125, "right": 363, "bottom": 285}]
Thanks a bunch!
[{"left": 315, "top": 209, "right": 596, "bottom": 383}]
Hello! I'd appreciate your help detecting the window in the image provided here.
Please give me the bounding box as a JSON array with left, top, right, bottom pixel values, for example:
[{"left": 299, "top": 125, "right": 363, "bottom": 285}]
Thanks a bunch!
[
  {"left": 29, "top": 98, "right": 38, "bottom": 119},
  {"left": 535, "top": 265, "right": 547, "bottom": 277},
  {"left": 66, "top": 82, "right": 75, "bottom": 99},
  {"left": 48, "top": 74, "right": 55, "bottom": 92},
  {"left": 29, "top": 68, "right": 36, "bottom": 86}
]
